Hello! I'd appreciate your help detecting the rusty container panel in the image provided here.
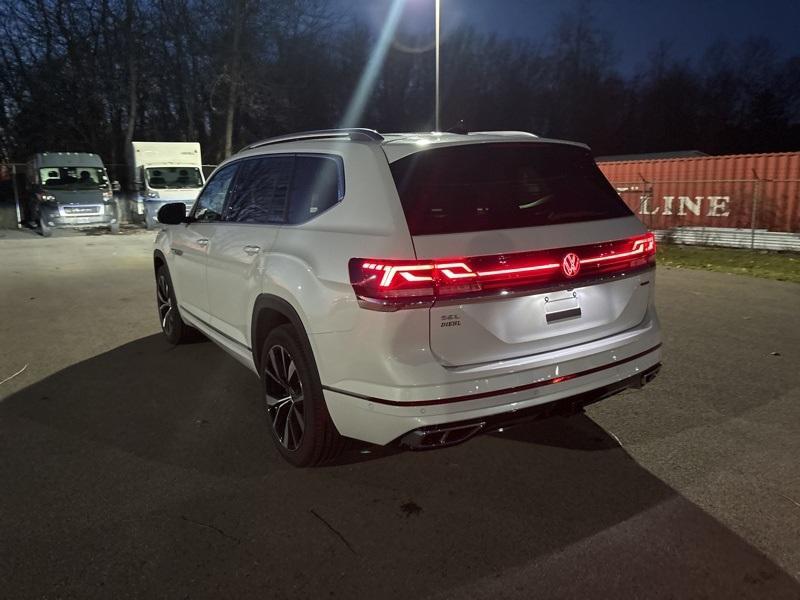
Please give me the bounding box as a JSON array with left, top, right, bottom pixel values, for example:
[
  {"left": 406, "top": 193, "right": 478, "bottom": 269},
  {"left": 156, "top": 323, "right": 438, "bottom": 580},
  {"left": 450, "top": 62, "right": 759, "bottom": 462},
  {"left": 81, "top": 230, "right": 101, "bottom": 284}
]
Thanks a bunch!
[{"left": 597, "top": 152, "right": 800, "bottom": 233}]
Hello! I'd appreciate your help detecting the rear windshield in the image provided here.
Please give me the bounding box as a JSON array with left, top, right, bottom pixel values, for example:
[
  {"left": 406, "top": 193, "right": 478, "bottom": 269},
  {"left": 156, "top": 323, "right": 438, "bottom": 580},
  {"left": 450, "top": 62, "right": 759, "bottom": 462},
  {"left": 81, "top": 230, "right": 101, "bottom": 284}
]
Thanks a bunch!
[{"left": 390, "top": 143, "right": 632, "bottom": 235}]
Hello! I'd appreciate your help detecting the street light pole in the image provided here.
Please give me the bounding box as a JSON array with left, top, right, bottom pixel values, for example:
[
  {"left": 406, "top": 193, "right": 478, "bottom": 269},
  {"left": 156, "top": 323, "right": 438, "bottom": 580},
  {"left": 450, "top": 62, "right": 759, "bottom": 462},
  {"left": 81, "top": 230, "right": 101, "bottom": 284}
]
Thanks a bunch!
[{"left": 435, "top": 0, "right": 440, "bottom": 131}]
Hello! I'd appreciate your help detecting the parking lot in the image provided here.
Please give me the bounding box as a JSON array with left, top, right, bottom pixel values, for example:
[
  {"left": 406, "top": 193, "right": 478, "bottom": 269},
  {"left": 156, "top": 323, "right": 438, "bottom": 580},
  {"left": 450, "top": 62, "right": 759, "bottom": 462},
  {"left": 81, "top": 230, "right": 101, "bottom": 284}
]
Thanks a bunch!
[{"left": 1, "top": 231, "right": 799, "bottom": 599}]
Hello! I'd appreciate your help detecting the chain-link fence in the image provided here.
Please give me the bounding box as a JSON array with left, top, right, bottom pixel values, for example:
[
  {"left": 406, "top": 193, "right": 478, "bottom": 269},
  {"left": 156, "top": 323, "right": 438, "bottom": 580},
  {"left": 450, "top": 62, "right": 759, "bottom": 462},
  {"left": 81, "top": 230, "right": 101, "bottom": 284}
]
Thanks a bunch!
[{"left": 0, "top": 163, "right": 26, "bottom": 228}]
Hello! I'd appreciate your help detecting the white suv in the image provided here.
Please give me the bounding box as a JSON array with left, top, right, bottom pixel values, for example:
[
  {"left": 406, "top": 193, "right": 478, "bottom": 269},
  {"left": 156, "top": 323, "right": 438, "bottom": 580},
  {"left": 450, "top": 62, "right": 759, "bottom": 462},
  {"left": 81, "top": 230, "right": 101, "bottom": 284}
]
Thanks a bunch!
[{"left": 153, "top": 129, "right": 662, "bottom": 466}]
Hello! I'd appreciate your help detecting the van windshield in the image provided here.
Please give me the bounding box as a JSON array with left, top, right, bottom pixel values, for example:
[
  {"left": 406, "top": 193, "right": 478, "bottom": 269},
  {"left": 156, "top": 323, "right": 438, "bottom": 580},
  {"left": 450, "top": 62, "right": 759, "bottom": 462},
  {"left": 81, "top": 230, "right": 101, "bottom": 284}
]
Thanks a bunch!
[
  {"left": 39, "top": 167, "right": 108, "bottom": 190},
  {"left": 390, "top": 143, "right": 632, "bottom": 236},
  {"left": 146, "top": 167, "right": 203, "bottom": 189}
]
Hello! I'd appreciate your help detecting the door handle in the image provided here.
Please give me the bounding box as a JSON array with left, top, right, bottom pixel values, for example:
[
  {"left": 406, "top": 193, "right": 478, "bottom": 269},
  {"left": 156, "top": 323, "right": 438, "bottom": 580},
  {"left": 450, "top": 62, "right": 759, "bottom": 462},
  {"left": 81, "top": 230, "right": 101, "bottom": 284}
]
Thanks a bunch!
[
  {"left": 243, "top": 245, "right": 261, "bottom": 255},
  {"left": 197, "top": 238, "right": 209, "bottom": 247}
]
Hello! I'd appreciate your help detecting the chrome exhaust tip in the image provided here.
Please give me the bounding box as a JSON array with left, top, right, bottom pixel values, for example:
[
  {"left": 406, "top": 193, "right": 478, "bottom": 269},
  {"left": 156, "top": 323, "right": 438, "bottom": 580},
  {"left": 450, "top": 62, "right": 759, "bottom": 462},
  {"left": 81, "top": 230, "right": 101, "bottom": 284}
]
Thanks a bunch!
[
  {"left": 400, "top": 422, "right": 486, "bottom": 450},
  {"left": 641, "top": 365, "right": 661, "bottom": 385},
  {"left": 632, "top": 364, "right": 661, "bottom": 389}
]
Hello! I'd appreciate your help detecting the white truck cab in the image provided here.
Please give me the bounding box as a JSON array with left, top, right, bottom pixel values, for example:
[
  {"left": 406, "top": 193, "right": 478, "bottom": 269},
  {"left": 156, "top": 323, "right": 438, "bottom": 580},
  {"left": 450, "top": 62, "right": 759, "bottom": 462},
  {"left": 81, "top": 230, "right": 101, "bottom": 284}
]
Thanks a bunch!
[{"left": 128, "top": 141, "right": 205, "bottom": 229}]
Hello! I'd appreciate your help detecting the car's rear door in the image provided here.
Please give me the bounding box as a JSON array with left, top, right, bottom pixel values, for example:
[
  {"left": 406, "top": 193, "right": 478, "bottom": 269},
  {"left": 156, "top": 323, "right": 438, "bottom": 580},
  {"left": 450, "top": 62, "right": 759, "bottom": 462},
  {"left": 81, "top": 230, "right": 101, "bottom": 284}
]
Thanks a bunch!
[
  {"left": 390, "top": 142, "right": 654, "bottom": 367},
  {"left": 205, "top": 153, "right": 345, "bottom": 348},
  {"left": 205, "top": 155, "right": 291, "bottom": 347}
]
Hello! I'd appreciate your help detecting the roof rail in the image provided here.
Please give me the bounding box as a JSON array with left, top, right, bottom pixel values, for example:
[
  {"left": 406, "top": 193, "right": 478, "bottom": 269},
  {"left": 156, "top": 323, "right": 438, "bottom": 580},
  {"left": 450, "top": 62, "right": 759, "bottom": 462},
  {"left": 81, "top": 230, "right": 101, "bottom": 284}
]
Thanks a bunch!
[
  {"left": 467, "top": 130, "right": 538, "bottom": 138},
  {"left": 241, "top": 128, "right": 384, "bottom": 152}
]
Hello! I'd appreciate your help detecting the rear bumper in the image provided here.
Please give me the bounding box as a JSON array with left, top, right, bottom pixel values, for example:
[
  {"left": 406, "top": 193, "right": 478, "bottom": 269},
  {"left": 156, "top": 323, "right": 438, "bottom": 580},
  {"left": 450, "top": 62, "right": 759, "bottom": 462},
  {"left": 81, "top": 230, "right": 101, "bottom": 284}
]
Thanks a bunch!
[
  {"left": 398, "top": 363, "right": 660, "bottom": 449},
  {"left": 322, "top": 314, "right": 661, "bottom": 445}
]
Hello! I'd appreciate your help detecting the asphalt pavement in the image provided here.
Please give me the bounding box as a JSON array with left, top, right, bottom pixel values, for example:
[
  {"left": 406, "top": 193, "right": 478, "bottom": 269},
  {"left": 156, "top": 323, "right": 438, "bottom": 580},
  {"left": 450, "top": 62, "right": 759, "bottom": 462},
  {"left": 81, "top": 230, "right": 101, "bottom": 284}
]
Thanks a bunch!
[{"left": 1, "top": 231, "right": 798, "bottom": 599}]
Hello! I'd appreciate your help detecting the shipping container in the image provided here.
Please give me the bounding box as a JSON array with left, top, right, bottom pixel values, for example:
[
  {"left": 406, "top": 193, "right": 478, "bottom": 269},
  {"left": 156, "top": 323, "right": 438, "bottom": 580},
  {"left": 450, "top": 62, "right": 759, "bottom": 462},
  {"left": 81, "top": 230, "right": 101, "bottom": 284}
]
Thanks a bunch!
[{"left": 597, "top": 152, "right": 800, "bottom": 234}]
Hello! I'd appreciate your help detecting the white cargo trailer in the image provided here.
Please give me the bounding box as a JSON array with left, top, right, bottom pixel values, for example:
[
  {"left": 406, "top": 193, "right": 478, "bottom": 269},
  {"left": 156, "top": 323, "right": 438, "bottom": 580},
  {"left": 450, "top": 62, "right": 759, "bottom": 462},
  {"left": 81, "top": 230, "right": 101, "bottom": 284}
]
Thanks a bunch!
[{"left": 127, "top": 141, "right": 205, "bottom": 229}]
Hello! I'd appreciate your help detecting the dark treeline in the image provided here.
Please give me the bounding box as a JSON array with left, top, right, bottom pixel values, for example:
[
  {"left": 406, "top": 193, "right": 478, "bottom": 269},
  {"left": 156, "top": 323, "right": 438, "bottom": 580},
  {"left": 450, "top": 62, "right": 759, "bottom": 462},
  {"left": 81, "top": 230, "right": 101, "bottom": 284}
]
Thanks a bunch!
[{"left": 1, "top": 0, "right": 798, "bottom": 167}]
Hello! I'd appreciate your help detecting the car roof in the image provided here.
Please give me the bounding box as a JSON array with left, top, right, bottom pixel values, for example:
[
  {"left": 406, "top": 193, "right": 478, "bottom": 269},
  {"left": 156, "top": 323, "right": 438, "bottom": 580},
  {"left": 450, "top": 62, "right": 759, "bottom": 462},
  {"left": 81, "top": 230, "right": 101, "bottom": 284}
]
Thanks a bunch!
[
  {"left": 30, "top": 152, "right": 105, "bottom": 168},
  {"left": 230, "top": 129, "right": 591, "bottom": 166},
  {"left": 378, "top": 132, "right": 590, "bottom": 162}
]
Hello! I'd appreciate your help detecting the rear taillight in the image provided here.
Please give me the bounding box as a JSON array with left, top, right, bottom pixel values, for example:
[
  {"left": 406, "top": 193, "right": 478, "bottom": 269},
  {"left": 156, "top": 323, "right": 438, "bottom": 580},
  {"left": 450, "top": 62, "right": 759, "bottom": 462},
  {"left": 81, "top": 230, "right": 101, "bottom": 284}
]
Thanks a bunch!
[{"left": 350, "top": 232, "right": 656, "bottom": 310}]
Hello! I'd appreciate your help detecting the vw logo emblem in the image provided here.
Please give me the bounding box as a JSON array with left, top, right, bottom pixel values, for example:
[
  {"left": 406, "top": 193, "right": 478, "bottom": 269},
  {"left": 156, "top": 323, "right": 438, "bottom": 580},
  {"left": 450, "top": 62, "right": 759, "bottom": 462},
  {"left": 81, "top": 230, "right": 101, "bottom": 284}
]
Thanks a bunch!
[{"left": 562, "top": 253, "right": 581, "bottom": 278}]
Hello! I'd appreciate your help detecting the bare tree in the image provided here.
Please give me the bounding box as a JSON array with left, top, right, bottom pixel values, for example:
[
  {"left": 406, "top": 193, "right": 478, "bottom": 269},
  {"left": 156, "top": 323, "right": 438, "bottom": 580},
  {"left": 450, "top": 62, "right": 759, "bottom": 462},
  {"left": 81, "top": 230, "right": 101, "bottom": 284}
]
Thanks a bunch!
[
  {"left": 0, "top": 0, "right": 797, "bottom": 163},
  {"left": 123, "top": 0, "right": 138, "bottom": 148}
]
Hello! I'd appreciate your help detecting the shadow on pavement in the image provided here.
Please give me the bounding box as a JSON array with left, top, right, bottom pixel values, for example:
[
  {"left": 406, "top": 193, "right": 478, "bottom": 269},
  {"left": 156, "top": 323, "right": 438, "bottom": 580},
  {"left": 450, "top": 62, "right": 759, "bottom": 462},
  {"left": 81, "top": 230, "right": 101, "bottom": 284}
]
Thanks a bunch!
[{"left": 1, "top": 334, "right": 798, "bottom": 599}]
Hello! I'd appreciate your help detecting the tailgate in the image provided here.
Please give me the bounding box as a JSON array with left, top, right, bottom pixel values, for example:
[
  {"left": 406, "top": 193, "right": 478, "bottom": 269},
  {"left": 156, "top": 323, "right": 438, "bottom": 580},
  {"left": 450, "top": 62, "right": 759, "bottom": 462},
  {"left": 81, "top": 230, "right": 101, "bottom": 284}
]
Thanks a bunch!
[
  {"left": 390, "top": 141, "right": 654, "bottom": 367},
  {"left": 414, "top": 219, "right": 653, "bottom": 366}
]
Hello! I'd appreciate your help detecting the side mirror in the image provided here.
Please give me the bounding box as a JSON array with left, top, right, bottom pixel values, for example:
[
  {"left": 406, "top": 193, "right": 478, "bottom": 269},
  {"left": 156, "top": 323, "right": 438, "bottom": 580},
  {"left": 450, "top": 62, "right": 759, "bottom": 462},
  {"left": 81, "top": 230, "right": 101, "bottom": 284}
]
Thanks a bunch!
[
  {"left": 157, "top": 202, "right": 187, "bottom": 225},
  {"left": 111, "top": 180, "right": 121, "bottom": 192}
]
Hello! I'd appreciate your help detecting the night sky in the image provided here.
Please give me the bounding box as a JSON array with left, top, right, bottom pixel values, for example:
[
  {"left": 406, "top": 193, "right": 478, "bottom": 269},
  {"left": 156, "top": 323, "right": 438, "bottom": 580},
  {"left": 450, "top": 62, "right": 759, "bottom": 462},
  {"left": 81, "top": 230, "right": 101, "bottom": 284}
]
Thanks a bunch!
[{"left": 336, "top": 0, "right": 800, "bottom": 74}]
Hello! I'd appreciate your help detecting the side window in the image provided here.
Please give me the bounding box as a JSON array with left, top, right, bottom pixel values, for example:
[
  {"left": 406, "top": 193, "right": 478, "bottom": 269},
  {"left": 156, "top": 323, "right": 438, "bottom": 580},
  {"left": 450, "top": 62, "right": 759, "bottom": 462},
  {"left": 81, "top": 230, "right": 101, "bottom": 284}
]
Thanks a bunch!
[
  {"left": 225, "top": 156, "right": 294, "bottom": 224},
  {"left": 286, "top": 155, "right": 343, "bottom": 225},
  {"left": 193, "top": 164, "right": 237, "bottom": 222}
]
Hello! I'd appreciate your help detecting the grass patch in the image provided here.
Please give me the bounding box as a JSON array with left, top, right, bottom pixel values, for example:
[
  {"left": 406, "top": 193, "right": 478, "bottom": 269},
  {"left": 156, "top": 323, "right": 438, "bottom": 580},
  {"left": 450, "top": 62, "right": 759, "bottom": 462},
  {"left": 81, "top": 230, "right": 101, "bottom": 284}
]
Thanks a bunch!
[{"left": 657, "top": 244, "right": 800, "bottom": 283}]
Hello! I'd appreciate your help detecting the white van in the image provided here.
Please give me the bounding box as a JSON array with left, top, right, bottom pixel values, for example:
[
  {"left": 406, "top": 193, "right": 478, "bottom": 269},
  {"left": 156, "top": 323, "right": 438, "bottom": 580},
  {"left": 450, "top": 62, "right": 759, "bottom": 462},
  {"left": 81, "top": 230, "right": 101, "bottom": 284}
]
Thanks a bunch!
[
  {"left": 26, "top": 152, "right": 118, "bottom": 236},
  {"left": 127, "top": 141, "right": 205, "bottom": 229}
]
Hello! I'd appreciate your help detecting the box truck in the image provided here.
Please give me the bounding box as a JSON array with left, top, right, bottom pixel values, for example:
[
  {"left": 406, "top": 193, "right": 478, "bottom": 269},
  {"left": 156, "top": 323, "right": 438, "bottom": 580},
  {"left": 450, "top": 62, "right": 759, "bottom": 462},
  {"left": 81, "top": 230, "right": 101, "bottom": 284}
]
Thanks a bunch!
[
  {"left": 127, "top": 141, "right": 205, "bottom": 229},
  {"left": 26, "top": 152, "right": 119, "bottom": 237}
]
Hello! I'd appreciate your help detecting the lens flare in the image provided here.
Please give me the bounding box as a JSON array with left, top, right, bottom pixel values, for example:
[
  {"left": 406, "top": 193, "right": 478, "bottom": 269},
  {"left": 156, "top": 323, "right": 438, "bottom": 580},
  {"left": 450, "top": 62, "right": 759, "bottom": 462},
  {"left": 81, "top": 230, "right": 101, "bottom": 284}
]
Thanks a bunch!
[{"left": 340, "top": 0, "right": 407, "bottom": 128}]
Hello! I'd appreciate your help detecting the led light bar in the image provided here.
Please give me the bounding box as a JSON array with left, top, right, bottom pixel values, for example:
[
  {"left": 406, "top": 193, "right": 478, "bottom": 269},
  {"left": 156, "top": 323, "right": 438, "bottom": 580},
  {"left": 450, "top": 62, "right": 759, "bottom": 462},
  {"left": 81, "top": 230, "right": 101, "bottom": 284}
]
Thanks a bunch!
[{"left": 349, "top": 232, "right": 656, "bottom": 310}]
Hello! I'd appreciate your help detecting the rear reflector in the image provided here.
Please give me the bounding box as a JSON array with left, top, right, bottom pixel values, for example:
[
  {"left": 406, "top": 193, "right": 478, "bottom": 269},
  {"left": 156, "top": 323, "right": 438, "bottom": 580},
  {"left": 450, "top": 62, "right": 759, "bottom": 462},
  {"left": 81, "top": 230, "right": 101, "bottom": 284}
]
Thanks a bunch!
[{"left": 350, "top": 232, "right": 656, "bottom": 310}]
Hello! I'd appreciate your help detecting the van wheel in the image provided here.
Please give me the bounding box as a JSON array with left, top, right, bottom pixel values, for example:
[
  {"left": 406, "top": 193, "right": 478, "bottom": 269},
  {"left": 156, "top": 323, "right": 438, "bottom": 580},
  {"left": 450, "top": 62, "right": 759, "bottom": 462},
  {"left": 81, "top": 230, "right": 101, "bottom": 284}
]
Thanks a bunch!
[
  {"left": 156, "top": 265, "right": 193, "bottom": 344},
  {"left": 260, "top": 325, "right": 344, "bottom": 467},
  {"left": 39, "top": 217, "right": 52, "bottom": 238}
]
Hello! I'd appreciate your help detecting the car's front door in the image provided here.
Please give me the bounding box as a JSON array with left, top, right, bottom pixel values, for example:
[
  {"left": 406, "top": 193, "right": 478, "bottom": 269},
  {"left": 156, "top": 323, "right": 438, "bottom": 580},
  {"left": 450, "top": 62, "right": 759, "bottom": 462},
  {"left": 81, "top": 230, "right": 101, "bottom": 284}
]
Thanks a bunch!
[{"left": 170, "top": 163, "right": 238, "bottom": 323}]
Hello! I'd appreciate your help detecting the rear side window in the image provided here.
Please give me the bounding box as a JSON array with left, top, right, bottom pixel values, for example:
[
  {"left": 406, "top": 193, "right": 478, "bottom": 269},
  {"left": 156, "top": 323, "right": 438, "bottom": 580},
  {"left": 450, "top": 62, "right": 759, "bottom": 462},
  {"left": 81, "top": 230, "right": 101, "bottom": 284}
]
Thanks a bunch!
[
  {"left": 225, "top": 156, "right": 293, "bottom": 224},
  {"left": 223, "top": 154, "right": 343, "bottom": 225},
  {"left": 390, "top": 143, "right": 632, "bottom": 236},
  {"left": 286, "top": 156, "right": 343, "bottom": 224}
]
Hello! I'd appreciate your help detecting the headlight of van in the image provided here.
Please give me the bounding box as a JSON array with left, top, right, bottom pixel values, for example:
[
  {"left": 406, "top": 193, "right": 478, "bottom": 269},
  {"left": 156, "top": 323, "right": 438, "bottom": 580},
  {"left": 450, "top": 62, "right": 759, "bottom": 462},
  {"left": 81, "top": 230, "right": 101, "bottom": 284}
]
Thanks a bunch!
[
  {"left": 147, "top": 191, "right": 160, "bottom": 199},
  {"left": 37, "top": 192, "right": 56, "bottom": 202},
  {"left": 102, "top": 191, "right": 113, "bottom": 201}
]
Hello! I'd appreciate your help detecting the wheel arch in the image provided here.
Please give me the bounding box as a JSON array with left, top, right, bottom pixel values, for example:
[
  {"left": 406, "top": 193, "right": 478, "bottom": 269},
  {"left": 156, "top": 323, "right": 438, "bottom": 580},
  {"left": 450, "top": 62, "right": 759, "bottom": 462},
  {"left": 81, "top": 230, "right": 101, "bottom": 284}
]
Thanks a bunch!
[
  {"left": 251, "top": 295, "right": 319, "bottom": 379},
  {"left": 153, "top": 249, "right": 167, "bottom": 276}
]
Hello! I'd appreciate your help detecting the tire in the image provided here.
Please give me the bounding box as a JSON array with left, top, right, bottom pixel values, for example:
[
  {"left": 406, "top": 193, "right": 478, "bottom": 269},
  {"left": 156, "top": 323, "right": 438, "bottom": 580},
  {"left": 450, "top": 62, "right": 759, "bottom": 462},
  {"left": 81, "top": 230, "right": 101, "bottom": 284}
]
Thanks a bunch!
[
  {"left": 155, "top": 265, "right": 194, "bottom": 344},
  {"left": 39, "top": 217, "right": 52, "bottom": 237},
  {"left": 260, "top": 324, "right": 344, "bottom": 467}
]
